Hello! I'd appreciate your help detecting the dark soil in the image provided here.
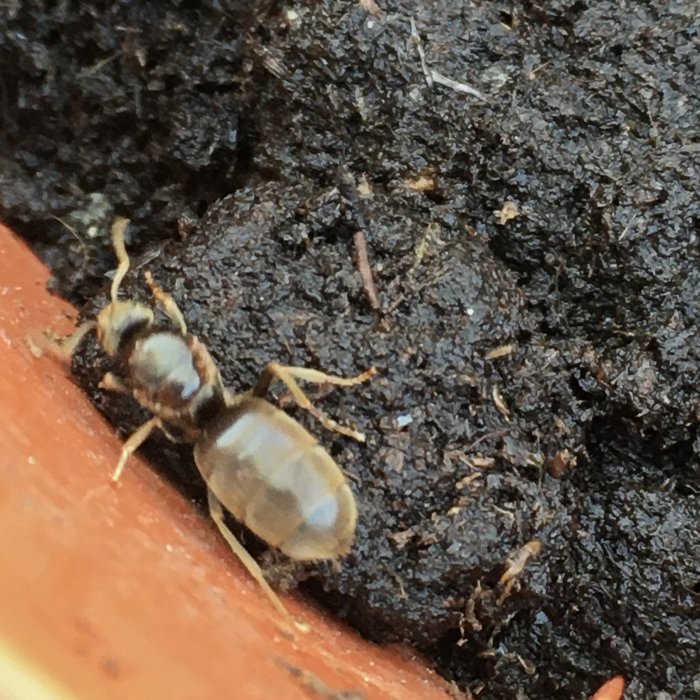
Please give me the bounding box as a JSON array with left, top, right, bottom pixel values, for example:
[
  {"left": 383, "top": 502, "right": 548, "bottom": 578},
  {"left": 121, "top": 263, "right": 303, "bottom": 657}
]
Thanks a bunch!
[{"left": 2, "top": 1, "right": 699, "bottom": 698}]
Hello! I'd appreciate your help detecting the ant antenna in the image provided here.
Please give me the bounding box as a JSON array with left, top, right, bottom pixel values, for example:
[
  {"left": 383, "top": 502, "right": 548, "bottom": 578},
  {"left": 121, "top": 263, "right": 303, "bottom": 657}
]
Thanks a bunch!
[{"left": 110, "top": 217, "right": 132, "bottom": 303}]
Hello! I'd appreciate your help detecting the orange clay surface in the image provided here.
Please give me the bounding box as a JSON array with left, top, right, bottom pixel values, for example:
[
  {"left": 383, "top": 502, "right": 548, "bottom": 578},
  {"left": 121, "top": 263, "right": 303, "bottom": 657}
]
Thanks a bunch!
[
  {"left": 590, "top": 676, "right": 625, "bottom": 700},
  {"left": 0, "top": 223, "right": 454, "bottom": 700}
]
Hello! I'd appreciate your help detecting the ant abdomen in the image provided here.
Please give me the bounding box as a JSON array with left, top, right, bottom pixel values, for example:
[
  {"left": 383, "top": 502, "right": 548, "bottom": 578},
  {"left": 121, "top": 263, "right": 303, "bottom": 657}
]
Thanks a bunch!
[{"left": 194, "top": 398, "right": 357, "bottom": 561}]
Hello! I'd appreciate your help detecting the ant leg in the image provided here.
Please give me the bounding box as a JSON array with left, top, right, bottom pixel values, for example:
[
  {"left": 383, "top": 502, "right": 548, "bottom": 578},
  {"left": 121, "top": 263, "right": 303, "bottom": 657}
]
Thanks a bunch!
[
  {"left": 111, "top": 416, "right": 161, "bottom": 482},
  {"left": 98, "top": 371, "right": 129, "bottom": 394},
  {"left": 253, "top": 362, "right": 376, "bottom": 442},
  {"left": 144, "top": 271, "right": 188, "bottom": 335},
  {"left": 206, "top": 489, "right": 307, "bottom": 632},
  {"left": 35, "top": 321, "right": 96, "bottom": 362}
]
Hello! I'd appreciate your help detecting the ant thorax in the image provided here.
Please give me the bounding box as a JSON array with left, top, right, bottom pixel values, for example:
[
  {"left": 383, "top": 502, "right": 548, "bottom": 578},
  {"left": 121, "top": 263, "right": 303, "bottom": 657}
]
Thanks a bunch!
[
  {"left": 127, "top": 329, "right": 226, "bottom": 435},
  {"left": 129, "top": 331, "right": 205, "bottom": 407}
]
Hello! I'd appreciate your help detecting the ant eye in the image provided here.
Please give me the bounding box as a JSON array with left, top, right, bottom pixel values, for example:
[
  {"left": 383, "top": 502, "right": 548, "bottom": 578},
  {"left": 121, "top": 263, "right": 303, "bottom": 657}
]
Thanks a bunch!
[
  {"left": 113, "top": 316, "right": 151, "bottom": 355},
  {"left": 97, "top": 301, "right": 153, "bottom": 357}
]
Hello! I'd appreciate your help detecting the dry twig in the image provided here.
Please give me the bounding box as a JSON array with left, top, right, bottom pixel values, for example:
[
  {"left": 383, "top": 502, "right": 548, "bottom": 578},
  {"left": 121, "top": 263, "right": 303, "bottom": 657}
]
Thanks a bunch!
[{"left": 354, "top": 230, "right": 381, "bottom": 311}]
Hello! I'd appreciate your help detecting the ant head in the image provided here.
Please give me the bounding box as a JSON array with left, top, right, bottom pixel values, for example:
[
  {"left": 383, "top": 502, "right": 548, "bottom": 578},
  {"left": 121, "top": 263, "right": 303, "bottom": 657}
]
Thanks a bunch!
[
  {"left": 95, "top": 217, "right": 153, "bottom": 357},
  {"left": 96, "top": 301, "right": 154, "bottom": 357}
]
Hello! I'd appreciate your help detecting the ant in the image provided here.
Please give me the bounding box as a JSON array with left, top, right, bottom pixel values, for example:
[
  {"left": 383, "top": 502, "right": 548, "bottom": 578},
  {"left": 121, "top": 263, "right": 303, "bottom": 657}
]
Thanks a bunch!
[{"left": 52, "top": 217, "right": 375, "bottom": 628}]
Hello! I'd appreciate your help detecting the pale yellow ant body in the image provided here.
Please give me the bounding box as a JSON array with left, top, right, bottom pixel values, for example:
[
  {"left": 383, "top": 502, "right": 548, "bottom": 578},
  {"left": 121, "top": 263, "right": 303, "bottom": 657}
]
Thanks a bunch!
[{"left": 57, "top": 218, "right": 375, "bottom": 626}]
